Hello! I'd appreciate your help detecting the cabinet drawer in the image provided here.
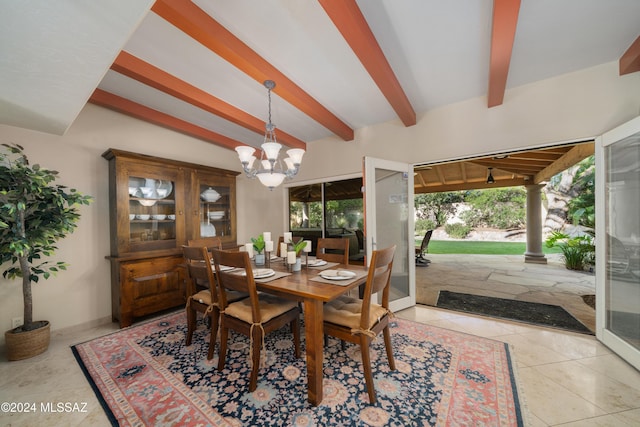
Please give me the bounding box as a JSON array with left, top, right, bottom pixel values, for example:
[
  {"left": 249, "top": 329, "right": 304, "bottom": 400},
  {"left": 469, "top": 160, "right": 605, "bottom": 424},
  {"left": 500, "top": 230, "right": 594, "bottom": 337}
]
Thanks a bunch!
[{"left": 115, "top": 256, "right": 186, "bottom": 327}]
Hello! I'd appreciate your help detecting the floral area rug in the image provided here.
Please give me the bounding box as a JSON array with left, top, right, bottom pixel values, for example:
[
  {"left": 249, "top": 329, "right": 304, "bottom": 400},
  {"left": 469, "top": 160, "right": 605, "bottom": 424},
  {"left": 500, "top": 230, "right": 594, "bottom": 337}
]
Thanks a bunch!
[{"left": 72, "top": 311, "right": 528, "bottom": 426}]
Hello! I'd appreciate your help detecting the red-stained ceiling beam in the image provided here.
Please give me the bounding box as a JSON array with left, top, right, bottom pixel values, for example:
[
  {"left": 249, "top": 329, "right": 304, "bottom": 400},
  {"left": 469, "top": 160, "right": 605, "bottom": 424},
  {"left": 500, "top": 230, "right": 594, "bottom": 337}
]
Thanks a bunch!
[
  {"left": 89, "top": 89, "right": 248, "bottom": 150},
  {"left": 111, "top": 51, "right": 306, "bottom": 150},
  {"left": 152, "top": 0, "right": 354, "bottom": 141},
  {"left": 620, "top": 35, "right": 640, "bottom": 75},
  {"left": 318, "top": 0, "right": 416, "bottom": 127},
  {"left": 487, "top": 0, "right": 521, "bottom": 107}
]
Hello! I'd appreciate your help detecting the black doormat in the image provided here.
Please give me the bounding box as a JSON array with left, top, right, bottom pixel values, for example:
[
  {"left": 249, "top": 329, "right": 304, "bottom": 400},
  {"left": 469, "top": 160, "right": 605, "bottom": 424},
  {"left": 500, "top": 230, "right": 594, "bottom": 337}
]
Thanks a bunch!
[{"left": 436, "top": 291, "right": 593, "bottom": 334}]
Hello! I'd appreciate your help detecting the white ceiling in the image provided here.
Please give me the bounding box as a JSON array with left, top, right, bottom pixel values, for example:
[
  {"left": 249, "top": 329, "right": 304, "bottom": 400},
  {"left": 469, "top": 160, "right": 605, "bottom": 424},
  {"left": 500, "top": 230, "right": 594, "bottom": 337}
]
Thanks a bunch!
[{"left": 2, "top": 0, "right": 639, "bottom": 150}]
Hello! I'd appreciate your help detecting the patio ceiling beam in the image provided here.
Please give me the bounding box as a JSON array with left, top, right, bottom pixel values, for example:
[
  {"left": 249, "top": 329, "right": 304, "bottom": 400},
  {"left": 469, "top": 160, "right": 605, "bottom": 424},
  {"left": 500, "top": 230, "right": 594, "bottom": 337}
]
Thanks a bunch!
[
  {"left": 534, "top": 143, "right": 594, "bottom": 183},
  {"left": 415, "top": 178, "right": 528, "bottom": 194}
]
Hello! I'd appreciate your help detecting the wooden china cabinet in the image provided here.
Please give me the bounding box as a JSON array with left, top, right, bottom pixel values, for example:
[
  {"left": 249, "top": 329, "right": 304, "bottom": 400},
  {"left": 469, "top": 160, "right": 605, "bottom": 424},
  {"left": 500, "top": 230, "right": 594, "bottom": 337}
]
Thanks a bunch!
[{"left": 102, "top": 149, "right": 239, "bottom": 327}]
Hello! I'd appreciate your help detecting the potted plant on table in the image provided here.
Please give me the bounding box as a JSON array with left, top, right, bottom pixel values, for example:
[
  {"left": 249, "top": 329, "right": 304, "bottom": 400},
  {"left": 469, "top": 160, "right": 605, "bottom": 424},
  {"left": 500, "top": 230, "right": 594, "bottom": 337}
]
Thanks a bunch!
[
  {"left": 1, "top": 144, "right": 92, "bottom": 360},
  {"left": 251, "top": 235, "right": 266, "bottom": 266},
  {"left": 289, "top": 239, "right": 307, "bottom": 272}
]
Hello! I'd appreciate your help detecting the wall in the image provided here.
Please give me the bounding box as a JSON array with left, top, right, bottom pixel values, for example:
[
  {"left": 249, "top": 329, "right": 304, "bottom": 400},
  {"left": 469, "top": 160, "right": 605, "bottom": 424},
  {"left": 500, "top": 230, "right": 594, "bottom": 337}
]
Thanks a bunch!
[
  {"left": 0, "top": 104, "right": 249, "bottom": 345},
  {"left": 1, "top": 60, "right": 639, "bottom": 344}
]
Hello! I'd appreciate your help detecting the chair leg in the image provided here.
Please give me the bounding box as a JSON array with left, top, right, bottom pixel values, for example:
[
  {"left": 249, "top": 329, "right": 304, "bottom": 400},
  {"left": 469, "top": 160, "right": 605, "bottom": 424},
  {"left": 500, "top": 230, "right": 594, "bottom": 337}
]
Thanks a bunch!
[
  {"left": 217, "top": 322, "right": 229, "bottom": 371},
  {"left": 249, "top": 326, "right": 263, "bottom": 392},
  {"left": 382, "top": 326, "right": 396, "bottom": 371},
  {"left": 359, "top": 336, "right": 376, "bottom": 404},
  {"left": 185, "top": 301, "right": 196, "bottom": 346},
  {"left": 207, "top": 308, "right": 220, "bottom": 361}
]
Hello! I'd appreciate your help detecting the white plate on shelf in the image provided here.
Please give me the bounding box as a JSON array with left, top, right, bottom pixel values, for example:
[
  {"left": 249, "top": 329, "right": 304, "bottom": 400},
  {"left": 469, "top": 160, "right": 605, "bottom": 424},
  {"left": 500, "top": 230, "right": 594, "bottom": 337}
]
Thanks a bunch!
[{"left": 320, "top": 270, "right": 356, "bottom": 280}]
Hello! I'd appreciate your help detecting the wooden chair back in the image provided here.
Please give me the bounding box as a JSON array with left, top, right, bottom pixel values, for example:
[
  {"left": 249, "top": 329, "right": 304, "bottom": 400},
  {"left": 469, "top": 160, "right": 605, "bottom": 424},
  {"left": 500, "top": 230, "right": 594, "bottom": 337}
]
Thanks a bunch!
[
  {"left": 361, "top": 245, "right": 396, "bottom": 319},
  {"left": 182, "top": 245, "right": 218, "bottom": 303},
  {"left": 188, "top": 237, "right": 222, "bottom": 252},
  {"left": 316, "top": 237, "right": 350, "bottom": 264},
  {"left": 211, "top": 249, "right": 260, "bottom": 322}
]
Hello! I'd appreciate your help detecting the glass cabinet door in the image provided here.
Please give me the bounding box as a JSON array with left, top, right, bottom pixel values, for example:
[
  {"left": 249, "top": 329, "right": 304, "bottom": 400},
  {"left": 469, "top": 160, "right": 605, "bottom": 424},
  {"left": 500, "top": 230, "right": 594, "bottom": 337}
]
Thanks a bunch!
[
  {"left": 122, "top": 163, "right": 185, "bottom": 253},
  {"left": 194, "top": 171, "right": 236, "bottom": 245}
]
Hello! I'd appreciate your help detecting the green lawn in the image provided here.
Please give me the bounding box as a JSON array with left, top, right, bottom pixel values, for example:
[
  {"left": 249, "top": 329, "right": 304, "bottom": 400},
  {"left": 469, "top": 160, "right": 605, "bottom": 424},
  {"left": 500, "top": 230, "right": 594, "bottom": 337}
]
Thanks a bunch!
[{"left": 418, "top": 239, "right": 562, "bottom": 255}]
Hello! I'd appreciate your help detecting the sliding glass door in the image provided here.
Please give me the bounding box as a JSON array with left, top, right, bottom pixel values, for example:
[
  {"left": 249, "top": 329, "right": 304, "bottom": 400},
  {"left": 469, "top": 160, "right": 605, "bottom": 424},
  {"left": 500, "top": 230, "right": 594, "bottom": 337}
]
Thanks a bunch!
[{"left": 596, "top": 116, "right": 640, "bottom": 370}]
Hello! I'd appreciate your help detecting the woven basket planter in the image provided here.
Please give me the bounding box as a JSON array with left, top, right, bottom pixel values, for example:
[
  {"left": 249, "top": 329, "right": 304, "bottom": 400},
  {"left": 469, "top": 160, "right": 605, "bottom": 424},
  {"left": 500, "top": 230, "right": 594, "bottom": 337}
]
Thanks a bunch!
[{"left": 4, "top": 321, "right": 50, "bottom": 361}]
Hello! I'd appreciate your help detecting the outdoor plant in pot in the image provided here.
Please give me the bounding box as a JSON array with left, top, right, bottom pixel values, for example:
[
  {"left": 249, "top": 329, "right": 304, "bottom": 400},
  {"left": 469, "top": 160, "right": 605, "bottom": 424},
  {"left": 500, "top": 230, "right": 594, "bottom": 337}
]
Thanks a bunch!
[{"left": 0, "top": 144, "right": 92, "bottom": 360}]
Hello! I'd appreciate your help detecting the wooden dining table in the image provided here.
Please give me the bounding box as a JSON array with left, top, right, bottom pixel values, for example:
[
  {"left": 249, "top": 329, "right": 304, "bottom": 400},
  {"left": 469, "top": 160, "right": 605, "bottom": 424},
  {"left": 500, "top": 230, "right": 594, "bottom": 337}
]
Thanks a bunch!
[{"left": 252, "top": 259, "right": 368, "bottom": 406}]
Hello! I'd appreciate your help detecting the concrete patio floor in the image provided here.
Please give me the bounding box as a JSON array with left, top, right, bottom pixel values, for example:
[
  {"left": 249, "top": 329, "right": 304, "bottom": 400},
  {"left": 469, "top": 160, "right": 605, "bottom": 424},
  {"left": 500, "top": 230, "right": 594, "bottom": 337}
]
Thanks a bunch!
[{"left": 415, "top": 253, "right": 596, "bottom": 332}]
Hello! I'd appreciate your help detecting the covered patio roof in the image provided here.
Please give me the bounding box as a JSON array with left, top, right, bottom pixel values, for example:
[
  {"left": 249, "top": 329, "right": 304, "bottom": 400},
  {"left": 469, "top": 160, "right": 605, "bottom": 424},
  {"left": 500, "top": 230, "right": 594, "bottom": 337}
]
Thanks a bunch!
[
  {"left": 414, "top": 140, "right": 595, "bottom": 194},
  {"left": 288, "top": 140, "right": 595, "bottom": 202}
]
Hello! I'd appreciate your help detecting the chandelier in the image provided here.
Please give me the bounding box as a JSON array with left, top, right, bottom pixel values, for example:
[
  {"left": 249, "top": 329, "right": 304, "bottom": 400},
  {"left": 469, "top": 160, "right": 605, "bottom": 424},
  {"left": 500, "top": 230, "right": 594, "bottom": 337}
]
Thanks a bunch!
[{"left": 235, "top": 80, "right": 305, "bottom": 190}]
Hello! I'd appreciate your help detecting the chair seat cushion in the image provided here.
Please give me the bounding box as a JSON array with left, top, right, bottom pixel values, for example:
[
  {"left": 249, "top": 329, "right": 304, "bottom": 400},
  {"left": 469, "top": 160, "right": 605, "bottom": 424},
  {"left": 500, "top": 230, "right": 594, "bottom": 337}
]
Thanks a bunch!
[
  {"left": 324, "top": 295, "right": 388, "bottom": 330},
  {"left": 191, "top": 290, "right": 213, "bottom": 305},
  {"left": 226, "top": 294, "right": 298, "bottom": 324},
  {"left": 190, "top": 290, "right": 247, "bottom": 306}
]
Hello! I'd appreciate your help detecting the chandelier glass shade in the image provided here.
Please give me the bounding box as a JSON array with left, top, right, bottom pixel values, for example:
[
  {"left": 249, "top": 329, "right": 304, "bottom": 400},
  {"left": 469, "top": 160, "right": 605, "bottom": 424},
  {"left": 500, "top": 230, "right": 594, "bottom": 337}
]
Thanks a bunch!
[{"left": 235, "top": 80, "right": 305, "bottom": 190}]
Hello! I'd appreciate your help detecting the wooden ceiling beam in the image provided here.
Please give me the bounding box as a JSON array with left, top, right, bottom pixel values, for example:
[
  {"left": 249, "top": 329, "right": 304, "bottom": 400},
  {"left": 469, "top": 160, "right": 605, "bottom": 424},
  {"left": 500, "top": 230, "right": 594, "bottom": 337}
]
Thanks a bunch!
[
  {"left": 89, "top": 89, "right": 246, "bottom": 151},
  {"left": 534, "top": 143, "right": 595, "bottom": 183},
  {"left": 415, "top": 178, "right": 529, "bottom": 194},
  {"left": 460, "top": 163, "right": 468, "bottom": 182},
  {"left": 152, "top": 0, "right": 354, "bottom": 141},
  {"left": 487, "top": 0, "right": 521, "bottom": 107},
  {"left": 415, "top": 171, "right": 428, "bottom": 188},
  {"left": 507, "top": 152, "right": 564, "bottom": 161},
  {"left": 620, "top": 35, "right": 640, "bottom": 75},
  {"left": 318, "top": 0, "right": 416, "bottom": 126},
  {"left": 434, "top": 165, "right": 447, "bottom": 184},
  {"left": 110, "top": 51, "right": 307, "bottom": 150},
  {"left": 475, "top": 158, "right": 552, "bottom": 168}
]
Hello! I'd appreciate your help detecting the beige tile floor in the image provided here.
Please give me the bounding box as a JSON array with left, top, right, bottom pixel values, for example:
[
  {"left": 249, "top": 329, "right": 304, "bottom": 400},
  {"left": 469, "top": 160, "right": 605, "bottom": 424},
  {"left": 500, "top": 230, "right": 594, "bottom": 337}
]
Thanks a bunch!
[
  {"left": 416, "top": 253, "right": 597, "bottom": 332},
  {"left": 2, "top": 304, "right": 640, "bottom": 426}
]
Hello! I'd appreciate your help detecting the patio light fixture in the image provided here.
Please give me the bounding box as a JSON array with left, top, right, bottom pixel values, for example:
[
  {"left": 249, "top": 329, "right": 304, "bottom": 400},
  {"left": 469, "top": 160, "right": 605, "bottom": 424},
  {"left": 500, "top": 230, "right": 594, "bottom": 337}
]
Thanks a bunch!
[{"left": 486, "top": 167, "right": 495, "bottom": 184}]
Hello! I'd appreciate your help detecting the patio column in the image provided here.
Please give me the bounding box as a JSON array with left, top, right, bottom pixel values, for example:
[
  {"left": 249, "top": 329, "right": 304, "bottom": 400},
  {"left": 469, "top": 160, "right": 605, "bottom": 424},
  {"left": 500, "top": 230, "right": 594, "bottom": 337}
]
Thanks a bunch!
[{"left": 524, "top": 184, "right": 547, "bottom": 264}]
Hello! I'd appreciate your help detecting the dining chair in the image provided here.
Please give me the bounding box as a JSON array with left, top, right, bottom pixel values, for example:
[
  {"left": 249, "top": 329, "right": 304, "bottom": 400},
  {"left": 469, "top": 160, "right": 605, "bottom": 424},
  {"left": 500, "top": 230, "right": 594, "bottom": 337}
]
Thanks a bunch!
[
  {"left": 415, "top": 229, "right": 433, "bottom": 266},
  {"left": 212, "top": 249, "right": 301, "bottom": 392},
  {"left": 182, "top": 245, "right": 247, "bottom": 360},
  {"left": 316, "top": 237, "right": 349, "bottom": 264},
  {"left": 322, "top": 244, "right": 397, "bottom": 404},
  {"left": 188, "top": 237, "right": 222, "bottom": 252}
]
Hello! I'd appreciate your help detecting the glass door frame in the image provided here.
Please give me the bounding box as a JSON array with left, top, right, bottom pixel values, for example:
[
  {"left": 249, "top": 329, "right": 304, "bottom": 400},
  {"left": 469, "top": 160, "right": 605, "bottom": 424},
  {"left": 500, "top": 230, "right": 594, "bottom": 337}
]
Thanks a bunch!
[
  {"left": 595, "top": 115, "right": 640, "bottom": 371},
  {"left": 363, "top": 156, "right": 416, "bottom": 312}
]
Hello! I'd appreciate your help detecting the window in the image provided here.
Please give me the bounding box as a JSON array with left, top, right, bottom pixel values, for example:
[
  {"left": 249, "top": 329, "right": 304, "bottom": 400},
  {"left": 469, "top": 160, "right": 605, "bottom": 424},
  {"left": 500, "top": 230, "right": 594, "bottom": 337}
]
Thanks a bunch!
[{"left": 288, "top": 177, "right": 364, "bottom": 260}]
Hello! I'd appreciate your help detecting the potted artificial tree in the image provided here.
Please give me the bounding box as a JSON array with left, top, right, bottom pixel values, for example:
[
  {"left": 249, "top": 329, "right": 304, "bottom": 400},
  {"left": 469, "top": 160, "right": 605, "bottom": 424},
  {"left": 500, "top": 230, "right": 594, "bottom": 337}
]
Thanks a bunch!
[{"left": 1, "top": 144, "right": 91, "bottom": 360}]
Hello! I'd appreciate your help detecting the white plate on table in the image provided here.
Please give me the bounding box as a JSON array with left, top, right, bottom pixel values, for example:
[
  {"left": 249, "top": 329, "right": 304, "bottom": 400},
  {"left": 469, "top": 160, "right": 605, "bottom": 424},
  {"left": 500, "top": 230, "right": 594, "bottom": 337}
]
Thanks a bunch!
[
  {"left": 320, "top": 269, "right": 356, "bottom": 280},
  {"left": 241, "top": 268, "right": 275, "bottom": 279},
  {"left": 216, "top": 265, "right": 235, "bottom": 272},
  {"left": 306, "top": 259, "right": 327, "bottom": 267}
]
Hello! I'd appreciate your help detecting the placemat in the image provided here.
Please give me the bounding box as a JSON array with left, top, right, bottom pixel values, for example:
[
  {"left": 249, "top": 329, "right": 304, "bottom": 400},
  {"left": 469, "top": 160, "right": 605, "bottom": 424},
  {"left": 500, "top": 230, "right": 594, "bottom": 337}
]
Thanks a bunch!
[
  {"left": 304, "top": 261, "right": 339, "bottom": 270},
  {"left": 308, "top": 269, "right": 368, "bottom": 286},
  {"left": 254, "top": 270, "right": 292, "bottom": 283}
]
